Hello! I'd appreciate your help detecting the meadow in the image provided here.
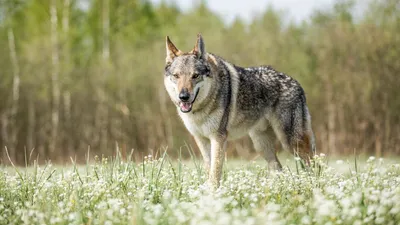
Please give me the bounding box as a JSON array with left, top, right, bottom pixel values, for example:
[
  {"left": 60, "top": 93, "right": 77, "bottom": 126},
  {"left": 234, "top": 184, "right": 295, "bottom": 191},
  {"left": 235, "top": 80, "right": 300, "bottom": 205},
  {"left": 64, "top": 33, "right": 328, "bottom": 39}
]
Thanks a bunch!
[
  {"left": 1, "top": 1, "right": 399, "bottom": 224},
  {"left": 1, "top": 152, "right": 399, "bottom": 225}
]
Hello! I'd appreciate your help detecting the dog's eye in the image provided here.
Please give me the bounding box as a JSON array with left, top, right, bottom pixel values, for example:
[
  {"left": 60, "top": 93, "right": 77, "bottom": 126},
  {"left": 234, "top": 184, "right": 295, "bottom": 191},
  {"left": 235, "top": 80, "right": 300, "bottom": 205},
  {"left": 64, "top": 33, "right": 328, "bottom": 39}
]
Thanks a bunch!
[
  {"left": 173, "top": 74, "right": 179, "bottom": 79},
  {"left": 192, "top": 73, "right": 199, "bottom": 79}
]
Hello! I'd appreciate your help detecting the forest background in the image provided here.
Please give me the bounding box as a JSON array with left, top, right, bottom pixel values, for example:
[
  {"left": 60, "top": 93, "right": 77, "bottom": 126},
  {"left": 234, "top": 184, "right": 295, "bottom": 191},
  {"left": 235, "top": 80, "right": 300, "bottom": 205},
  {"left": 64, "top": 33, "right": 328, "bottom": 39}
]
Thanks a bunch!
[{"left": 0, "top": 0, "right": 399, "bottom": 165}]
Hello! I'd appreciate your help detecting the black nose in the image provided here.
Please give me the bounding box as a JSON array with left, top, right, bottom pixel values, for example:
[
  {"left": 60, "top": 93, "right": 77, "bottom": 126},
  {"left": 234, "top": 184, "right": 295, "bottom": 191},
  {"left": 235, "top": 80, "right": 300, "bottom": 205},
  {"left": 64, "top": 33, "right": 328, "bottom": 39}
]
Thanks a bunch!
[{"left": 179, "top": 90, "right": 190, "bottom": 101}]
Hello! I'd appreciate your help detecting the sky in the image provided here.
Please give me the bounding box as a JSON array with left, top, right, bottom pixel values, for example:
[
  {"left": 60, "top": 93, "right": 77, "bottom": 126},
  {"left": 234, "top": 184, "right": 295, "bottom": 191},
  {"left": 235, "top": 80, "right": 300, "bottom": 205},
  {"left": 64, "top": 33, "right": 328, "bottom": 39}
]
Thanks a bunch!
[{"left": 151, "top": 0, "right": 337, "bottom": 24}]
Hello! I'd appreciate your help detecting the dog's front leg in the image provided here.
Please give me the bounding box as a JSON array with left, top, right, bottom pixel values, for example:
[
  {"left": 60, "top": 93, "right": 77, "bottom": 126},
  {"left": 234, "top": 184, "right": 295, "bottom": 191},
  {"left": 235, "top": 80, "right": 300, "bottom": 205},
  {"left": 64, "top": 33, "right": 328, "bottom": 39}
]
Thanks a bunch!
[
  {"left": 208, "top": 133, "right": 227, "bottom": 189},
  {"left": 193, "top": 135, "right": 211, "bottom": 175}
]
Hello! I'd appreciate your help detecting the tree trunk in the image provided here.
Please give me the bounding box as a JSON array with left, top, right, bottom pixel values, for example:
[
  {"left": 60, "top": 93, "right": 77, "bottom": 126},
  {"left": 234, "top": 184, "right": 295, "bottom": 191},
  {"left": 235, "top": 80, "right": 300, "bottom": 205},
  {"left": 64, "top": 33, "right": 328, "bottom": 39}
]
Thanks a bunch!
[
  {"left": 1, "top": 114, "right": 9, "bottom": 164},
  {"left": 63, "top": 91, "right": 72, "bottom": 160},
  {"left": 50, "top": 0, "right": 60, "bottom": 161},
  {"left": 325, "top": 75, "right": 336, "bottom": 155},
  {"left": 62, "top": 0, "right": 72, "bottom": 161},
  {"left": 5, "top": 28, "right": 20, "bottom": 164},
  {"left": 97, "top": 0, "right": 110, "bottom": 153},
  {"left": 27, "top": 94, "right": 35, "bottom": 157},
  {"left": 102, "top": 0, "right": 110, "bottom": 62},
  {"left": 383, "top": 92, "right": 390, "bottom": 157},
  {"left": 158, "top": 85, "right": 174, "bottom": 147}
]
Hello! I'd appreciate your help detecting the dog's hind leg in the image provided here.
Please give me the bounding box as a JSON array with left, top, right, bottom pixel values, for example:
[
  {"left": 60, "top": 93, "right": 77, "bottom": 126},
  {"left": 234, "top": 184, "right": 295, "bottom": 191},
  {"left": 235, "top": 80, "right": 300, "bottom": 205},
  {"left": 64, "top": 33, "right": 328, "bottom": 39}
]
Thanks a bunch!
[
  {"left": 249, "top": 127, "right": 282, "bottom": 171},
  {"left": 298, "top": 107, "right": 316, "bottom": 163},
  {"left": 293, "top": 105, "right": 316, "bottom": 164},
  {"left": 272, "top": 103, "right": 316, "bottom": 165},
  {"left": 295, "top": 131, "right": 315, "bottom": 164}
]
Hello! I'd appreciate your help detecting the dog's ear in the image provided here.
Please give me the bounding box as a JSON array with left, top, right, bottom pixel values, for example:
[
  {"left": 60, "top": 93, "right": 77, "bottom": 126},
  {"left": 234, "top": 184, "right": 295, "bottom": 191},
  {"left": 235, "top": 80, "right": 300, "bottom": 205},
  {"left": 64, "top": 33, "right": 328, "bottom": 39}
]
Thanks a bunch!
[
  {"left": 166, "top": 36, "right": 182, "bottom": 64},
  {"left": 192, "top": 34, "right": 207, "bottom": 60}
]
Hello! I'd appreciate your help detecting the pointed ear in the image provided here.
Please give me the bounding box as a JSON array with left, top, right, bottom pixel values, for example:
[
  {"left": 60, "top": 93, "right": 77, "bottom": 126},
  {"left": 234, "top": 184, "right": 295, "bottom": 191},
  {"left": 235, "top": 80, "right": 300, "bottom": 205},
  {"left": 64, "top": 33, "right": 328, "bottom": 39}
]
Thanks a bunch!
[
  {"left": 192, "top": 34, "right": 207, "bottom": 60},
  {"left": 166, "top": 36, "right": 182, "bottom": 64}
]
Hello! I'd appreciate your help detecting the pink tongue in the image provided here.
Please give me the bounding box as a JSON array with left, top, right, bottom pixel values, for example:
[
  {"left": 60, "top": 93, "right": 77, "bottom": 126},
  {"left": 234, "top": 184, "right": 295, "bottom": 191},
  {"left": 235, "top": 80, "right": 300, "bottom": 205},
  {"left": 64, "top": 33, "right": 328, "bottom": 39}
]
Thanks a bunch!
[{"left": 180, "top": 102, "right": 191, "bottom": 111}]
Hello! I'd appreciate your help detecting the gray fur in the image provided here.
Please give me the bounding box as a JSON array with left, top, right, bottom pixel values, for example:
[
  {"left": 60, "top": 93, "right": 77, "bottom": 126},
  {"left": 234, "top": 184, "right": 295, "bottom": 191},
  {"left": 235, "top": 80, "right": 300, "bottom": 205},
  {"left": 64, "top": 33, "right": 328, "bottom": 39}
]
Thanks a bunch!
[{"left": 164, "top": 34, "right": 316, "bottom": 189}]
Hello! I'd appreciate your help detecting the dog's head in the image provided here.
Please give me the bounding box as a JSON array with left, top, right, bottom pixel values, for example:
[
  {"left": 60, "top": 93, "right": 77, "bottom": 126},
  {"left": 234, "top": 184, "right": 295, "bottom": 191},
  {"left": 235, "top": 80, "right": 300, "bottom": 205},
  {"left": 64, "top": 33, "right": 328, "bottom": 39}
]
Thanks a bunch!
[{"left": 164, "top": 34, "right": 214, "bottom": 113}]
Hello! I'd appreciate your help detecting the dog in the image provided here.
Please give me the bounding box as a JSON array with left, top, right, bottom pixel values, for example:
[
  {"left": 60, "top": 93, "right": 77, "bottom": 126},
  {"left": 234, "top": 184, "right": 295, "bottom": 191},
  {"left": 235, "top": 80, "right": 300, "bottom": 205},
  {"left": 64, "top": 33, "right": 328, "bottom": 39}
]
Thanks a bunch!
[{"left": 164, "top": 34, "right": 316, "bottom": 189}]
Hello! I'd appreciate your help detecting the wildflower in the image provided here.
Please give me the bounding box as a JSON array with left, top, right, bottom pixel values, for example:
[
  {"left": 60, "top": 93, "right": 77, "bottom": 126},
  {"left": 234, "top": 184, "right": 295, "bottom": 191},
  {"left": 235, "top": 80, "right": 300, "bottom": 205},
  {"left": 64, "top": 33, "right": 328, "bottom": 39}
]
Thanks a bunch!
[
  {"left": 336, "top": 160, "right": 344, "bottom": 165},
  {"left": 367, "top": 156, "right": 376, "bottom": 163}
]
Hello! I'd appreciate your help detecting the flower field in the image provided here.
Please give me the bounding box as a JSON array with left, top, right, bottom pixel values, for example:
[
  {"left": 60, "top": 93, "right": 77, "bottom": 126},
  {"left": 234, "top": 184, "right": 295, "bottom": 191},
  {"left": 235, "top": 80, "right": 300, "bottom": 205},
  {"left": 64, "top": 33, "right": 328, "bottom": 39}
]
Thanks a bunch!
[{"left": 1, "top": 154, "right": 399, "bottom": 225}]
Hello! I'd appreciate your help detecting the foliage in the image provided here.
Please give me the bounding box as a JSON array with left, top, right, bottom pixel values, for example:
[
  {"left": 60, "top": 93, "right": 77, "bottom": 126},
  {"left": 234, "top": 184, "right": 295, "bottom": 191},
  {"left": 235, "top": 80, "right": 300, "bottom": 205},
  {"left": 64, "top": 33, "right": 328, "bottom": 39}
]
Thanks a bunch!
[
  {"left": 0, "top": 155, "right": 400, "bottom": 224},
  {"left": 0, "top": 0, "right": 399, "bottom": 164}
]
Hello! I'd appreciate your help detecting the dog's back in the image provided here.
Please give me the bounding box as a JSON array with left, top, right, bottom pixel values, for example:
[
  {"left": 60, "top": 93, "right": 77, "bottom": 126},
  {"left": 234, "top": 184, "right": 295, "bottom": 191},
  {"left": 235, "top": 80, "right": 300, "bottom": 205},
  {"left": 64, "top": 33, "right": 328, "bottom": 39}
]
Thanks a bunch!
[
  {"left": 207, "top": 55, "right": 316, "bottom": 159},
  {"left": 234, "top": 65, "right": 315, "bottom": 158}
]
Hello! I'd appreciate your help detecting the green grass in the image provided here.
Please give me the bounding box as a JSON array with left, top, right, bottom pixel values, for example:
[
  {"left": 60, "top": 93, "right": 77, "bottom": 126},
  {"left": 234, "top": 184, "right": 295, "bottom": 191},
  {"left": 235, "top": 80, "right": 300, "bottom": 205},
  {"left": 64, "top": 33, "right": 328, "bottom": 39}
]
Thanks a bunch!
[{"left": 0, "top": 153, "right": 400, "bottom": 225}]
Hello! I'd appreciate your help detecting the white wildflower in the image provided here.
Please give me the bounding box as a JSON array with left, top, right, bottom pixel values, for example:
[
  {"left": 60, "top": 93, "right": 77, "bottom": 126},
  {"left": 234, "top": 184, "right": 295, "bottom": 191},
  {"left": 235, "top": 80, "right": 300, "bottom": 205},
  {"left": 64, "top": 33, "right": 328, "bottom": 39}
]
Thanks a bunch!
[{"left": 336, "top": 160, "right": 344, "bottom": 165}]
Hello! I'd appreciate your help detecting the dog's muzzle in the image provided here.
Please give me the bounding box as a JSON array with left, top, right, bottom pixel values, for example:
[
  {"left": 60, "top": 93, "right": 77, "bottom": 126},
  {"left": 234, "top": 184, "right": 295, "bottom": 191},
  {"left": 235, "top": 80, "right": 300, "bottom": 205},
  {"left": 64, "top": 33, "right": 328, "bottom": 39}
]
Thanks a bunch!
[{"left": 179, "top": 88, "right": 200, "bottom": 113}]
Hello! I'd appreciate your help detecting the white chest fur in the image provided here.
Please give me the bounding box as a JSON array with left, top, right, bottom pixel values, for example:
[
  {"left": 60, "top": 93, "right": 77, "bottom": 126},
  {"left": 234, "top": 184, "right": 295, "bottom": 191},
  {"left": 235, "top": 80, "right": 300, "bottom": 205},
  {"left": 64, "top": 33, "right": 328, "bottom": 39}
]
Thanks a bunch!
[
  {"left": 178, "top": 109, "right": 223, "bottom": 137},
  {"left": 178, "top": 107, "right": 257, "bottom": 140}
]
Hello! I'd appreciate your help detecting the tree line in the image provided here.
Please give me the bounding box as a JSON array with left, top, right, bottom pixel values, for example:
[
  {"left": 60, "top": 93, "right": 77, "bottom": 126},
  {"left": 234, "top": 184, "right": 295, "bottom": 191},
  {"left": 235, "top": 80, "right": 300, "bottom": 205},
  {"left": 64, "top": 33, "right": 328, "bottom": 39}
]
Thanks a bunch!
[{"left": 0, "top": 0, "right": 399, "bottom": 165}]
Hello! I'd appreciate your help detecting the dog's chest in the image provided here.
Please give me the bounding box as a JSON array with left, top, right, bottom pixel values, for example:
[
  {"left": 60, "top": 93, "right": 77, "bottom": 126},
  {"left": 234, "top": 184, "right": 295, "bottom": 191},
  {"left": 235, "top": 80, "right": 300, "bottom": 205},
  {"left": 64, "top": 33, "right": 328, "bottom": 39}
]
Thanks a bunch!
[
  {"left": 179, "top": 110, "right": 222, "bottom": 137},
  {"left": 179, "top": 110, "right": 256, "bottom": 140}
]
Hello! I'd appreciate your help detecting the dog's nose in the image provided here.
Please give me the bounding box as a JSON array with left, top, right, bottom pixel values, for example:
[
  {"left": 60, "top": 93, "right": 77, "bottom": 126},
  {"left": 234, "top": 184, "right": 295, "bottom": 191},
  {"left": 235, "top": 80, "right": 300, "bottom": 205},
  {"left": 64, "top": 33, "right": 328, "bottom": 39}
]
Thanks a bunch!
[{"left": 179, "top": 90, "right": 190, "bottom": 102}]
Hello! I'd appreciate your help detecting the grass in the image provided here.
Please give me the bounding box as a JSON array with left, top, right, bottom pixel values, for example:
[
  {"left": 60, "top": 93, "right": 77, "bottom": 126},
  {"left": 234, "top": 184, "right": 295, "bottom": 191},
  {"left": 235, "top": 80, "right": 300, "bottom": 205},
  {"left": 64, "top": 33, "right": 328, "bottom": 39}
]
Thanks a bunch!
[{"left": 0, "top": 152, "right": 400, "bottom": 225}]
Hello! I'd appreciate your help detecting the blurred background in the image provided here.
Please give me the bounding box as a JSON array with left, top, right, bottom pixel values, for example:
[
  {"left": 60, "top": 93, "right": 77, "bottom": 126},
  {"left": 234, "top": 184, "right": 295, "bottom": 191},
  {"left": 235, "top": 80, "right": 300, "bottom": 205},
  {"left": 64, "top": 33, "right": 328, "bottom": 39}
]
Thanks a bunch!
[{"left": 0, "top": 0, "right": 399, "bottom": 165}]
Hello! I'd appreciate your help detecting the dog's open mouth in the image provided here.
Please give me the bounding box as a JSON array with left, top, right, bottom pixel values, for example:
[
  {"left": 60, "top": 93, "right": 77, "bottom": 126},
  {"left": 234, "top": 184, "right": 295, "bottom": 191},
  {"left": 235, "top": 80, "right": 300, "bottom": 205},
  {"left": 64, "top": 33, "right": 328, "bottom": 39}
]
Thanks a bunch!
[
  {"left": 179, "top": 88, "right": 200, "bottom": 113},
  {"left": 179, "top": 102, "right": 192, "bottom": 113}
]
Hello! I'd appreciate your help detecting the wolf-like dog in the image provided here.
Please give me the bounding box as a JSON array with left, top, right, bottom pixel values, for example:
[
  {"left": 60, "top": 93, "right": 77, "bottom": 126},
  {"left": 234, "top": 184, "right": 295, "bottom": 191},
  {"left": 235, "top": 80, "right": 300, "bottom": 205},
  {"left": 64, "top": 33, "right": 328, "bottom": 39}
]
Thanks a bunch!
[{"left": 164, "top": 34, "right": 316, "bottom": 189}]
